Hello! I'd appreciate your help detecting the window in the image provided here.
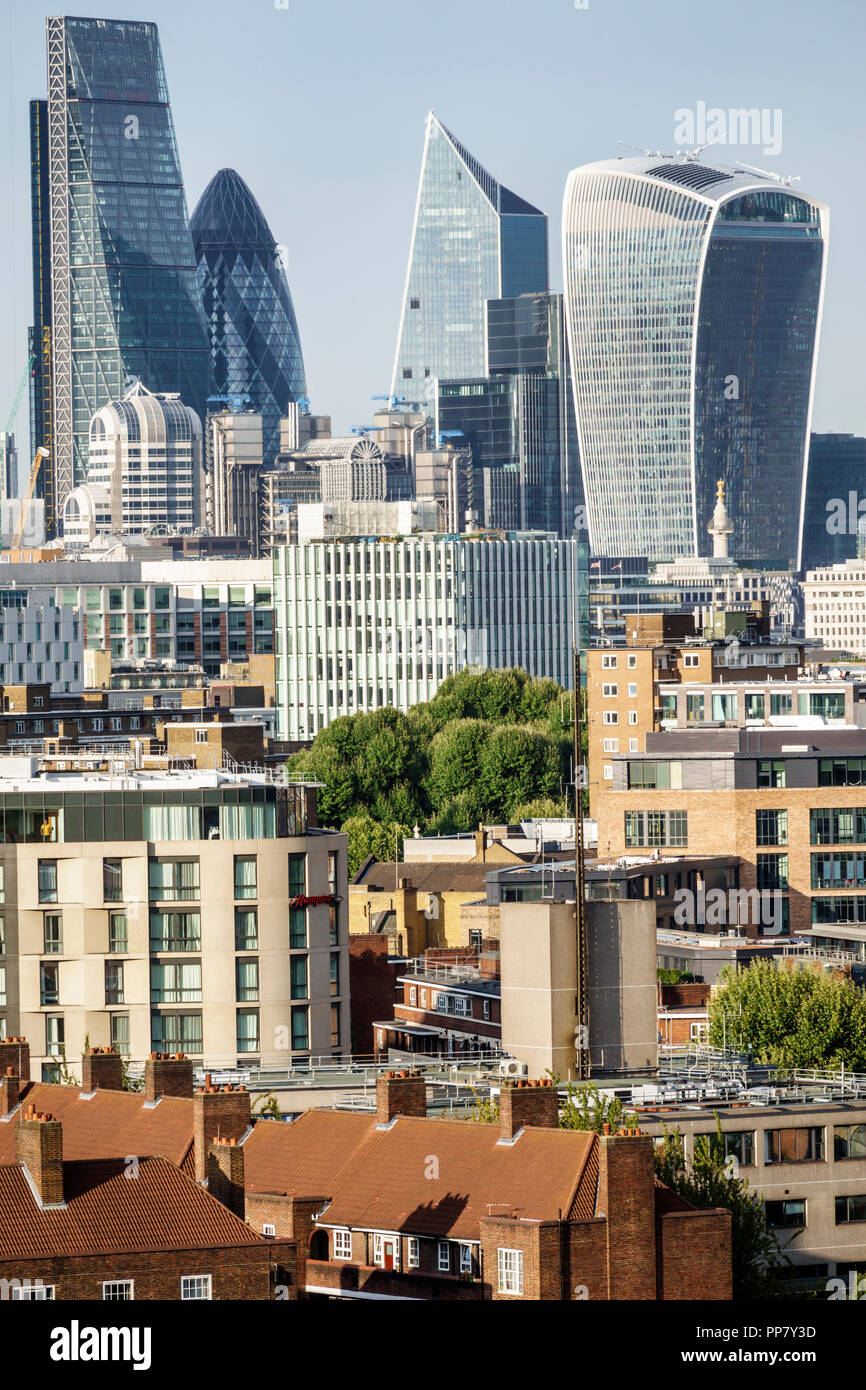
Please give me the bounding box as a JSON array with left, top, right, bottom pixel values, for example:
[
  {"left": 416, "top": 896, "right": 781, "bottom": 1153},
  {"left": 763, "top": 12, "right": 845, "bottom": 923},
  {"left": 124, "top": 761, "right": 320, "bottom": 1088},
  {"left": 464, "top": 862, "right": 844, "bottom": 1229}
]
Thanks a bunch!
[
  {"left": 43, "top": 913, "right": 62, "bottom": 955},
  {"left": 11, "top": 1284, "right": 55, "bottom": 1300},
  {"left": 765, "top": 1200, "right": 806, "bottom": 1228},
  {"left": 103, "top": 1281, "right": 134, "bottom": 1300},
  {"left": 819, "top": 758, "right": 866, "bottom": 787},
  {"left": 811, "top": 808, "right": 866, "bottom": 845},
  {"left": 235, "top": 907, "right": 258, "bottom": 950},
  {"left": 769, "top": 691, "right": 793, "bottom": 716},
  {"left": 149, "top": 859, "right": 200, "bottom": 902},
  {"left": 602, "top": 711, "right": 618, "bottom": 725},
  {"left": 695, "top": 1131, "right": 754, "bottom": 1167},
  {"left": 624, "top": 810, "right": 688, "bottom": 849},
  {"left": 834, "top": 1124, "right": 866, "bottom": 1160},
  {"left": 195, "top": 729, "right": 208, "bottom": 744},
  {"left": 627, "top": 683, "right": 638, "bottom": 698},
  {"left": 756, "top": 809, "right": 787, "bottom": 846},
  {"left": 686, "top": 693, "right": 704, "bottom": 722},
  {"left": 602, "top": 683, "right": 618, "bottom": 697},
  {"left": 181, "top": 1276, "right": 212, "bottom": 1301},
  {"left": 602, "top": 738, "right": 618, "bottom": 753},
  {"left": 836, "top": 1195, "right": 866, "bottom": 1224},
  {"left": 601, "top": 654, "right": 617, "bottom": 669},
  {"left": 262, "top": 1224, "right": 276, "bottom": 1237},
  {"left": 811, "top": 852, "right": 866, "bottom": 890},
  {"left": 236, "top": 958, "right": 259, "bottom": 1001},
  {"left": 237, "top": 1009, "right": 260, "bottom": 1053},
  {"left": 40, "top": 962, "right": 59, "bottom": 1006},
  {"left": 151, "top": 961, "right": 202, "bottom": 1003},
  {"left": 38, "top": 859, "right": 57, "bottom": 903},
  {"left": 110, "top": 1014, "right": 129, "bottom": 1055},
  {"left": 407, "top": 1237, "right": 420, "bottom": 1269},
  {"left": 627, "top": 655, "right": 637, "bottom": 668},
  {"left": 331, "top": 1004, "right": 341, "bottom": 1049},
  {"left": 628, "top": 711, "right": 638, "bottom": 725},
  {"left": 150, "top": 911, "right": 201, "bottom": 952},
  {"left": 288, "top": 853, "right": 306, "bottom": 896},
  {"left": 45, "top": 1015, "right": 64, "bottom": 1055},
  {"left": 437, "top": 1240, "right": 451, "bottom": 1273},
  {"left": 497, "top": 1247, "right": 524, "bottom": 1295},
  {"left": 459, "top": 1244, "right": 473, "bottom": 1274},
  {"left": 757, "top": 760, "right": 786, "bottom": 789},
  {"left": 764, "top": 1127, "right": 824, "bottom": 1164},
  {"left": 105, "top": 961, "right": 124, "bottom": 1006},
  {"left": 757, "top": 854, "right": 788, "bottom": 891},
  {"left": 683, "top": 654, "right": 699, "bottom": 668},
  {"left": 103, "top": 858, "right": 123, "bottom": 902},
  {"left": 234, "top": 855, "right": 257, "bottom": 900},
  {"left": 109, "top": 912, "right": 128, "bottom": 954},
  {"left": 628, "top": 761, "right": 681, "bottom": 790},
  {"left": 291, "top": 1006, "right": 309, "bottom": 1051},
  {"left": 712, "top": 693, "right": 737, "bottom": 721},
  {"left": 290, "top": 906, "right": 307, "bottom": 949},
  {"left": 290, "top": 955, "right": 308, "bottom": 1000},
  {"left": 330, "top": 954, "right": 340, "bottom": 997},
  {"left": 745, "top": 692, "right": 765, "bottom": 719},
  {"left": 152, "top": 1014, "right": 202, "bottom": 1053},
  {"left": 334, "top": 1229, "right": 352, "bottom": 1260}
]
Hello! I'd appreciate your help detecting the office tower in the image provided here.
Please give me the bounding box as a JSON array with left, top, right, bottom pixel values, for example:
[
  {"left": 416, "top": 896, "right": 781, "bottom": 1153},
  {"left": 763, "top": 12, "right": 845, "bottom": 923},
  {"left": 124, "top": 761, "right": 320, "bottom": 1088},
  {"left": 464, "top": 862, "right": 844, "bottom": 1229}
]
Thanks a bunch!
[
  {"left": 273, "top": 536, "right": 577, "bottom": 740},
  {"left": 40, "top": 15, "right": 209, "bottom": 510},
  {"left": 801, "top": 434, "right": 866, "bottom": 572},
  {"left": 62, "top": 382, "right": 204, "bottom": 544},
  {"left": 563, "top": 157, "right": 828, "bottom": 568},
  {"left": 0, "top": 433, "right": 18, "bottom": 504},
  {"left": 208, "top": 409, "right": 265, "bottom": 555},
  {"left": 391, "top": 112, "right": 548, "bottom": 403},
  {"left": 191, "top": 169, "right": 306, "bottom": 470},
  {"left": 28, "top": 98, "right": 56, "bottom": 536},
  {"left": 436, "top": 292, "right": 581, "bottom": 536}
]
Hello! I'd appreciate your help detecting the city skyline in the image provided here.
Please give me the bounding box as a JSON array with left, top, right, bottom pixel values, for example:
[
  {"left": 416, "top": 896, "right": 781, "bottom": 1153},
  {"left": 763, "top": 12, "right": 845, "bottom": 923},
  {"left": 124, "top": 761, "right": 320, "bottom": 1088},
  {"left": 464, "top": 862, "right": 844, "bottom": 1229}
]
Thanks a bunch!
[{"left": 0, "top": 0, "right": 862, "bottom": 451}]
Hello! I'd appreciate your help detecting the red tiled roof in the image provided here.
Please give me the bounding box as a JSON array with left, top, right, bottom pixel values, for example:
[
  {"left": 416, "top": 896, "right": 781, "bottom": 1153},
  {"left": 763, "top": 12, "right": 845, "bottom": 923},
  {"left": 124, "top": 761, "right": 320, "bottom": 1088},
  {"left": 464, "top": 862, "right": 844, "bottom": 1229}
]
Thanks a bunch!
[
  {"left": 0, "top": 1156, "right": 265, "bottom": 1261},
  {"left": 246, "top": 1111, "right": 596, "bottom": 1240},
  {"left": 0, "top": 1084, "right": 194, "bottom": 1169},
  {"left": 243, "top": 1110, "right": 374, "bottom": 1197}
]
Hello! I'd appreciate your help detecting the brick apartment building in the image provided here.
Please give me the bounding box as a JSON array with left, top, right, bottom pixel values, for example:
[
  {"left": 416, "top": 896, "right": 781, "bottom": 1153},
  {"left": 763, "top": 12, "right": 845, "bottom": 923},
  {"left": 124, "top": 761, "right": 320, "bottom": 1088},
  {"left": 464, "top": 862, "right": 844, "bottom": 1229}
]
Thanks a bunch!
[
  {"left": 240, "top": 1072, "right": 732, "bottom": 1301},
  {"left": 595, "top": 726, "right": 866, "bottom": 947},
  {"left": 587, "top": 607, "right": 808, "bottom": 814}
]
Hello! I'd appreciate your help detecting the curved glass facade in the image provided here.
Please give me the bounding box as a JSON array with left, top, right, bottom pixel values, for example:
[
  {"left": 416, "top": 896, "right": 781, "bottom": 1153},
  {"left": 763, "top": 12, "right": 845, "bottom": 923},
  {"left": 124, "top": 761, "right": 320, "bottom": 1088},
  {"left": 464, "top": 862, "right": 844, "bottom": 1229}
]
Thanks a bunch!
[
  {"left": 563, "top": 159, "right": 827, "bottom": 566},
  {"left": 44, "top": 17, "right": 210, "bottom": 503},
  {"left": 391, "top": 113, "right": 548, "bottom": 404},
  {"left": 191, "top": 169, "right": 306, "bottom": 468}
]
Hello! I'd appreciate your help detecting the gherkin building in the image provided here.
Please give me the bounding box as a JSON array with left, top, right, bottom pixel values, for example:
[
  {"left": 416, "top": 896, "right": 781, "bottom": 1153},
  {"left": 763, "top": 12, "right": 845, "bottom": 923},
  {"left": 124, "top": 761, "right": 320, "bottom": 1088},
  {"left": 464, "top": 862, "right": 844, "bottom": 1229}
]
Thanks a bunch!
[{"left": 191, "top": 169, "right": 306, "bottom": 466}]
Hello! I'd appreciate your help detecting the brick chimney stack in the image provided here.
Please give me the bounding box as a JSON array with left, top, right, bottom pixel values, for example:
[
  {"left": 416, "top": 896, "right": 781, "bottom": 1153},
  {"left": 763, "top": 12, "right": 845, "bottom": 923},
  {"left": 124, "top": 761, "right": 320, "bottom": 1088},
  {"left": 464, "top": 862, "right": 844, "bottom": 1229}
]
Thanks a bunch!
[
  {"left": 0, "top": 1038, "right": 30, "bottom": 1083},
  {"left": 207, "top": 1136, "right": 245, "bottom": 1219},
  {"left": 499, "top": 1078, "right": 559, "bottom": 1142},
  {"left": 375, "top": 1070, "right": 427, "bottom": 1126},
  {"left": 193, "top": 1080, "right": 251, "bottom": 1183},
  {"left": 0, "top": 1066, "right": 20, "bottom": 1118},
  {"left": 81, "top": 1046, "right": 124, "bottom": 1094},
  {"left": 16, "top": 1107, "right": 64, "bottom": 1207},
  {"left": 144, "top": 1052, "right": 194, "bottom": 1103},
  {"left": 597, "top": 1131, "right": 656, "bottom": 1299}
]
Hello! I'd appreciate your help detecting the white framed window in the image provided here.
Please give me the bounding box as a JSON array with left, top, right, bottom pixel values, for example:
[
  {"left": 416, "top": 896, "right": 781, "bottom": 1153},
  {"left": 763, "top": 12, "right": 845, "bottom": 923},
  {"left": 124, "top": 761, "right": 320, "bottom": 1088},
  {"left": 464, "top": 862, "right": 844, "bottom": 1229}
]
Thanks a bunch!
[
  {"left": 373, "top": 1233, "right": 383, "bottom": 1265},
  {"left": 419, "top": 989, "right": 427, "bottom": 1007},
  {"left": 408, "top": 1237, "right": 420, "bottom": 1269},
  {"left": 602, "top": 711, "right": 618, "bottom": 725},
  {"left": 603, "top": 765, "right": 613, "bottom": 781},
  {"left": 334, "top": 1229, "right": 352, "bottom": 1260},
  {"left": 408, "top": 985, "right": 417, "bottom": 1006},
  {"left": 497, "top": 1247, "right": 524, "bottom": 1295},
  {"left": 102, "top": 1280, "right": 134, "bottom": 1300},
  {"left": 602, "top": 683, "right": 618, "bottom": 697},
  {"left": 602, "top": 738, "right": 618, "bottom": 753},
  {"left": 627, "top": 655, "right": 637, "bottom": 668},
  {"left": 262, "top": 1223, "right": 276, "bottom": 1238},
  {"left": 628, "top": 683, "right": 638, "bottom": 697},
  {"left": 459, "top": 1244, "right": 473, "bottom": 1274},
  {"left": 437, "top": 1240, "right": 450, "bottom": 1272},
  {"left": 602, "top": 654, "right": 618, "bottom": 669},
  {"left": 628, "top": 711, "right": 638, "bottom": 725},
  {"left": 195, "top": 729, "right": 208, "bottom": 744},
  {"left": 11, "top": 1283, "right": 55, "bottom": 1300},
  {"left": 181, "top": 1275, "right": 212, "bottom": 1301},
  {"left": 683, "top": 654, "right": 700, "bottom": 668},
  {"left": 629, "top": 738, "right": 639, "bottom": 752}
]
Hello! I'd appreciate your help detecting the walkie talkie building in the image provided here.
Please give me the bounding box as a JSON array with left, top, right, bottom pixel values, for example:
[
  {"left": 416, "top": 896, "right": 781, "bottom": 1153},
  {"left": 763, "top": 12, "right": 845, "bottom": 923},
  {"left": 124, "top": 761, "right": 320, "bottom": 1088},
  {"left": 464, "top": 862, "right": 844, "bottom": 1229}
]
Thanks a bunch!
[{"left": 562, "top": 157, "right": 828, "bottom": 568}]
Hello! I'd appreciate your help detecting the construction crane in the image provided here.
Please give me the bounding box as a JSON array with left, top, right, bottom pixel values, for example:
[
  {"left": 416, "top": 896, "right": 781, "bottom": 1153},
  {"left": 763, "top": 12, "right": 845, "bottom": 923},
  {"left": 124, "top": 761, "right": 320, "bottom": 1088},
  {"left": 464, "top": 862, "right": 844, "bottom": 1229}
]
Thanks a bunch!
[
  {"left": 10, "top": 447, "right": 49, "bottom": 553},
  {"left": 4, "top": 354, "right": 34, "bottom": 439}
]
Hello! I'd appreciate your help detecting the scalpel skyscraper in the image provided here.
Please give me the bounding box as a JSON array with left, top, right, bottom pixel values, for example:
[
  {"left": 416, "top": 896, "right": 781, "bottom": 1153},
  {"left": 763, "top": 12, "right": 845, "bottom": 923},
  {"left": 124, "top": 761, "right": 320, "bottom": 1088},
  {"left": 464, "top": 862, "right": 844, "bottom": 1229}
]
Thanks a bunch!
[{"left": 562, "top": 156, "right": 828, "bottom": 568}]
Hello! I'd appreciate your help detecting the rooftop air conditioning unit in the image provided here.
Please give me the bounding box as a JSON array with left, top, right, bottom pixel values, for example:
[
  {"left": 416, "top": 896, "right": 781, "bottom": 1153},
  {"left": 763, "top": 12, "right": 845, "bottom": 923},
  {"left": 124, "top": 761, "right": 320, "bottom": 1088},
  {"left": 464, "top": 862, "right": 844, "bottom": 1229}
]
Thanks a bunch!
[{"left": 499, "top": 1058, "right": 528, "bottom": 1078}]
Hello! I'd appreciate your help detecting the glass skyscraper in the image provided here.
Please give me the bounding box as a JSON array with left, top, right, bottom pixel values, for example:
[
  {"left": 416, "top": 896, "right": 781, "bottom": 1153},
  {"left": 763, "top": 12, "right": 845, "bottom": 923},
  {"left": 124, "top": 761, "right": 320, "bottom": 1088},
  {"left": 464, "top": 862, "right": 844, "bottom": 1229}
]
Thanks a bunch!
[
  {"left": 39, "top": 15, "right": 209, "bottom": 510},
  {"left": 391, "top": 111, "right": 548, "bottom": 404},
  {"left": 802, "top": 434, "right": 866, "bottom": 572},
  {"left": 563, "top": 157, "right": 828, "bottom": 568},
  {"left": 191, "top": 168, "right": 307, "bottom": 469}
]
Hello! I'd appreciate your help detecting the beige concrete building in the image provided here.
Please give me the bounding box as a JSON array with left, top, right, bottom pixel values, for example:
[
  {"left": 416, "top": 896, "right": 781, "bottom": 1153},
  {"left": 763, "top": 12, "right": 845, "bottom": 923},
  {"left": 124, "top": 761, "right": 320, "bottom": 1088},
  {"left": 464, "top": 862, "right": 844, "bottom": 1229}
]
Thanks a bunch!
[
  {"left": 498, "top": 897, "right": 657, "bottom": 1080},
  {"left": 0, "top": 766, "right": 348, "bottom": 1079}
]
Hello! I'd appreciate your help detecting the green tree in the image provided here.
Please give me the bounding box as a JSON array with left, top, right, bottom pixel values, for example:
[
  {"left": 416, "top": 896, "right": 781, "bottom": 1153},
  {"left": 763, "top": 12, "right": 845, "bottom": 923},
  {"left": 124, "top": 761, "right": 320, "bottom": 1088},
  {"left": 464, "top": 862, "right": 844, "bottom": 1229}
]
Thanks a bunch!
[
  {"left": 477, "top": 725, "right": 562, "bottom": 820},
  {"left": 709, "top": 959, "right": 866, "bottom": 1070},
  {"left": 556, "top": 1079, "right": 638, "bottom": 1132},
  {"left": 657, "top": 967, "right": 695, "bottom": 984},
  {"left": 510, "top": 796, "right": 570, "bottom": 821},
  {"left": 654, "top": 1121, "right": 791, "bottom": 1299},
  {"left": 343, "top": 814, "right": 413, "bottom": 879},
  {"left": 427, "top": 719, "right": 493, "bottom": 810}
]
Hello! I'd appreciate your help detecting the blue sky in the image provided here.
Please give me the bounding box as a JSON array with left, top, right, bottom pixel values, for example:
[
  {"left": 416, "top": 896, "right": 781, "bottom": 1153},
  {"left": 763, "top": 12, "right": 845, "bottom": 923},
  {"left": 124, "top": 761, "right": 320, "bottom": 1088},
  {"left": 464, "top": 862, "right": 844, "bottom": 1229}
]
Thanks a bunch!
[{"left": 1, "top": 0, "right": 863, "bottom": 443}]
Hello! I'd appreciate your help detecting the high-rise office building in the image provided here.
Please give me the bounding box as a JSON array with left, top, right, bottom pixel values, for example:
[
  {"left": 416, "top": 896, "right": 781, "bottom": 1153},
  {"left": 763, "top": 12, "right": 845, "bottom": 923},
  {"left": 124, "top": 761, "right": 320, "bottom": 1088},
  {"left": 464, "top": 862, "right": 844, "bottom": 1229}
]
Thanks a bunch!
[
  {"left": 28, "top": 98, "right": 56, "bottom": 536},
  {"left": 36, "top": 16, "right": 209, "bottom": 512},
  {"left": 436, "top": 291, "right": 581, "bottom": 536},
  {"left": 563, "top": 157, "right": 828, "bottom": 568},
  {"left": 801, "top": 434, "right": 866, "bottom": 572},
  {"left": 391, "top": 112, "right": 548, "bottom": 403},
  {"left": 191, "top": 169, "right": 306, "bottom": 469}
]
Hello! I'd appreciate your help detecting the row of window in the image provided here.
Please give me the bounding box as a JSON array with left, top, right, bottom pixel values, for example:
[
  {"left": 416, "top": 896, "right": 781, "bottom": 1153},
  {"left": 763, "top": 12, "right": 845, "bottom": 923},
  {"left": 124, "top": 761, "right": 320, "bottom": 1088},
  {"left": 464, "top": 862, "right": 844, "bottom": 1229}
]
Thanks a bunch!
[
  {"left": 11, "top": 1276, "right": 213, "bottom": 1301},
  {"left": 38, "top": 951, "right": 341, "bottom": 1006},
  {"left": 690, "top": 1123, "right": 866, "bottom": 1167},
  {"left": 35, "top": 851, "right": 316, "bottom": 904},
  {"left": 328, "top": 1229, "right": 522, "bottom": 1291}
]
